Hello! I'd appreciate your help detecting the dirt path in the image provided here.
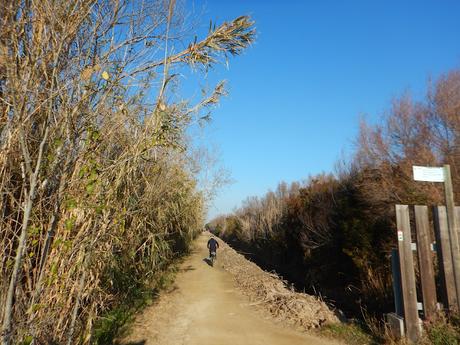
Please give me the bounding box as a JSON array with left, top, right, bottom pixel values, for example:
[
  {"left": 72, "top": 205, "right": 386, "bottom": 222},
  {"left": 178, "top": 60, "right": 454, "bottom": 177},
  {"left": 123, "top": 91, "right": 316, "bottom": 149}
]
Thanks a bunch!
[{"left": 119, "top": 233, "right": 340, "bottom": 345}]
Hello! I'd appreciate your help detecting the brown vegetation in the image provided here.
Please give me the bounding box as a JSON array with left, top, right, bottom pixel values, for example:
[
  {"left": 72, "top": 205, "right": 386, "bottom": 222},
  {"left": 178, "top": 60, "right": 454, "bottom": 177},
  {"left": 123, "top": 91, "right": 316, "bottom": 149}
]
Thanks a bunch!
[
  {"left": 0, "top": 1, "right": 254, "bottom": 344},
  {"left": 218, "top": 235, "right": 338, "bottom": 329}
]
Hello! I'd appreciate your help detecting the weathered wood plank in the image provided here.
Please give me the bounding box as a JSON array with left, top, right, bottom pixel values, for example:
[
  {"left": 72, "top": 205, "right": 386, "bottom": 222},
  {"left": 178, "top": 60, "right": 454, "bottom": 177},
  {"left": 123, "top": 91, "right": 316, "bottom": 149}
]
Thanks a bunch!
[
  {"left": 391, "top": 249, "right": 404, "bottom": 317},
  {"left": 396, "top": 205, "right": 420, "bottom": 342},
  {"left": 443, "top": 165, "right": 460, "bottom": 311},
  {"left": 456, "top": 206, "right": 460, "bottom": 244},
  {"left": 433, "top": 205, "right": 458, "bottom": 312},
  {"left": 414, "top": 205, "right": 437, "bottom": 320}
]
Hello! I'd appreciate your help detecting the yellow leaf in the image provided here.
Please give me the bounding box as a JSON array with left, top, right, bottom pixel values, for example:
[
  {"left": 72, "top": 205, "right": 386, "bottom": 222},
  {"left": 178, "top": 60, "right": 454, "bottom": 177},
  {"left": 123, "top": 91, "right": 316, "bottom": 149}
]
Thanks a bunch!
[
  {"left": 81, "top": 67, "right": 93, "bottom": 81},
  {"left": 101, "top": 71, "right": 110, "bottom": 80}
]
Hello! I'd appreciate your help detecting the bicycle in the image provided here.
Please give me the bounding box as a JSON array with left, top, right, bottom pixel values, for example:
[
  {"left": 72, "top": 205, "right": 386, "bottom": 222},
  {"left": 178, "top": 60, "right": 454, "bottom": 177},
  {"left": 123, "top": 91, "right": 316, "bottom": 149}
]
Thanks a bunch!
[{"left": 209, "top": 251, "right": 216, "bottom": 267}]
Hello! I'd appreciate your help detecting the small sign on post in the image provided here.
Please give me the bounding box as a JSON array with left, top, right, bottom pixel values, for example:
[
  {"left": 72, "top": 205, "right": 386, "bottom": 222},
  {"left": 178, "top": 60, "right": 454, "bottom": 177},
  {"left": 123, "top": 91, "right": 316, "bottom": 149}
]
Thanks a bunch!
[
  {"left": 413, "top": 164, "right": 460, "bottom": 312},
  {"left": 413, "top": 166, "right": 445, "bottom": 182}
]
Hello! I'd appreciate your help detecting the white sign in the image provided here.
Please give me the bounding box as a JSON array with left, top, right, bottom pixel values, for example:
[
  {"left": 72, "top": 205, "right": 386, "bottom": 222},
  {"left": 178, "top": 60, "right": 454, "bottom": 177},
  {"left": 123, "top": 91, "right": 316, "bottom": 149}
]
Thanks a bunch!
[
  {"left": 413, "top": 166, "right": 445, "bottom": 182},
  {"left": 397, "top": 231, "right": 403, "bottom": 242}
]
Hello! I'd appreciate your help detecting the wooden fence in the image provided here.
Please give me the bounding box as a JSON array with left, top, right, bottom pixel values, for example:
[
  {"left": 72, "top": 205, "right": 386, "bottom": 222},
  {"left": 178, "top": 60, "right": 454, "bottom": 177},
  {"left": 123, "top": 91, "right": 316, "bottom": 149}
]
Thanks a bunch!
[{"left": 391, "top": 204, "right": 460, "bottom": 342}]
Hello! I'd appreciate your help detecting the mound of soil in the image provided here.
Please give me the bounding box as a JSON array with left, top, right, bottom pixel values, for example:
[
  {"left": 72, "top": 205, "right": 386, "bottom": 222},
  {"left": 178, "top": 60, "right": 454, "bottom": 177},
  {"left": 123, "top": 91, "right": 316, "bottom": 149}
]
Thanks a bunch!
[{"left": 218, "top": 238, "right": 339, "bottom": 329}]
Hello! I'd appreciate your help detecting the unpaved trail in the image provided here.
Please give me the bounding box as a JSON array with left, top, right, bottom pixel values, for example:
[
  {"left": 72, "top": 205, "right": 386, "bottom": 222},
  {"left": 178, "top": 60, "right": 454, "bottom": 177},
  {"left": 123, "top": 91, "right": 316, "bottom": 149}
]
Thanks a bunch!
[{"left": 119, "top": 233, "right": 340, "bottom": 345}]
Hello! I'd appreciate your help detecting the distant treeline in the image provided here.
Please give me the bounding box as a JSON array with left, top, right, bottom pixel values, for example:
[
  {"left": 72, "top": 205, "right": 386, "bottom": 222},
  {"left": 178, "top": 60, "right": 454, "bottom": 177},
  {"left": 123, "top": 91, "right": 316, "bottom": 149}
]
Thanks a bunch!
[{"left": 207, "top": 69, "right": 460, "bottom": 317}]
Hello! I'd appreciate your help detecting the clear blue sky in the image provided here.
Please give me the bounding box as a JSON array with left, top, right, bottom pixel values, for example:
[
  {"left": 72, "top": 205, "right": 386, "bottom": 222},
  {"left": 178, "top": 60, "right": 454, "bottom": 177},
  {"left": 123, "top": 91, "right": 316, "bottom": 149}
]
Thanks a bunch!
[{"left": 183, "top": 1, "right": 460, "bottom": 220}]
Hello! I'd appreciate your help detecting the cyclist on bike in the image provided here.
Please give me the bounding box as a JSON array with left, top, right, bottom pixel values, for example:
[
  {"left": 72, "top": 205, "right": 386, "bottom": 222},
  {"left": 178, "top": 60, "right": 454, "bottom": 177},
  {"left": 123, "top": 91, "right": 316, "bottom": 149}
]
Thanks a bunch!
[{"left": 207, "top": 237, "right": 219, "bottom": 260}]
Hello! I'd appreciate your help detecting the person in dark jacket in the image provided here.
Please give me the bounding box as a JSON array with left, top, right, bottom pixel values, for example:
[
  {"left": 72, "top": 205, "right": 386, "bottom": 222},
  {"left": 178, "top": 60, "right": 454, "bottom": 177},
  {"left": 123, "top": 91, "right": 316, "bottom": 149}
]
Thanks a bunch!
[{"left": 207, "top": 237, "right": 219, "bottom": 258}]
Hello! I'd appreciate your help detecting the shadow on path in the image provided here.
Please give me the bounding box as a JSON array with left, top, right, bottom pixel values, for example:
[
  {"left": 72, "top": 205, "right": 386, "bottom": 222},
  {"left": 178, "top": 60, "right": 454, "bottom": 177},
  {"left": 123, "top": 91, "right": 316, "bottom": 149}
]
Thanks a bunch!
[
  {"left": 203, "top": 258, "right": 213, "bottom": 266},
  {"left": 179, "top": 265, "right": 196, "bottom": 272}
]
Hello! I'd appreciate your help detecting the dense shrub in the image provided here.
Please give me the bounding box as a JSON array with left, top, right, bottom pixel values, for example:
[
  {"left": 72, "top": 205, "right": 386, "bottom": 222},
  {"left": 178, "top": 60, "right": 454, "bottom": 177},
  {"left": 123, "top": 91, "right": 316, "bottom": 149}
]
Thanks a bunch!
[{"left": 0, "top": 1, "right": 254, "bottom": 343}]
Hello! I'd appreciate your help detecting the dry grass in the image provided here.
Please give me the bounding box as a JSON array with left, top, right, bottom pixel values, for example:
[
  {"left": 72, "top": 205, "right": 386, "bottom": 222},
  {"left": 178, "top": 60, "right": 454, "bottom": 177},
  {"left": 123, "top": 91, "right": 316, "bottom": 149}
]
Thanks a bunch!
[
  {"left": 218, "top": 238, "right": 339, "bottom": 330},
  {"left": 0, "top": 1, "right": 255, "bottom": 344}
]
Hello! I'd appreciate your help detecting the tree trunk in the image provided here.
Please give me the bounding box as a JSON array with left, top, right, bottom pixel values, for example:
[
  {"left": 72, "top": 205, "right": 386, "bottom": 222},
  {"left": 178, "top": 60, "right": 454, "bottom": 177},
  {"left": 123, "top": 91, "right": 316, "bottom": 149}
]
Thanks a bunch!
[{"left": 1, "top": 128, "right": 48, "bottom": 345}]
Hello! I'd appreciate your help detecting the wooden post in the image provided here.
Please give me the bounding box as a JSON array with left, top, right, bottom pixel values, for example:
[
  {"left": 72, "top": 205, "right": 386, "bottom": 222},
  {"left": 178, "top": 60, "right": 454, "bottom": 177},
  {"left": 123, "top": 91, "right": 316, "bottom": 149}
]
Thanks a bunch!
[
  {"left": 391, "top": 249, "right": 404, "bottom": 317},
  {"left": 414, "top": 205, "right": 437, "bottom": 319},
  {"left": 396, "top": 205, "right": 420, "bottom": 342},
  {"left": 443, "top": 164, "right": 460, "bottom": 311},
  {"left": 456, "top": 206, "right": 460, "bottom": 240},
  {"left": 433, "top": 205, "right": 458, "bottom": 311}
]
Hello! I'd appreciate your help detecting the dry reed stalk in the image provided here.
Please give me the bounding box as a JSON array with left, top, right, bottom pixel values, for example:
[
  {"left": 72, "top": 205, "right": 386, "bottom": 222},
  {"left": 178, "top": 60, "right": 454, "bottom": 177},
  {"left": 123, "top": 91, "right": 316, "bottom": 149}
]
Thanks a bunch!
[{"left": 0, "top": 0, "right": 254, "bottom": 343}]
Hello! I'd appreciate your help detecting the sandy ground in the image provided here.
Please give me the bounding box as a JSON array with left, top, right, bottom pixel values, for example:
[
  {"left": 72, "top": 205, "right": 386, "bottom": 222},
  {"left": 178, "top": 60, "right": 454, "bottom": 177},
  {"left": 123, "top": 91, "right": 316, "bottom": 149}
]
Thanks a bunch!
[{"left": 118, "top": 233, "right": 340, "bottom": 345}]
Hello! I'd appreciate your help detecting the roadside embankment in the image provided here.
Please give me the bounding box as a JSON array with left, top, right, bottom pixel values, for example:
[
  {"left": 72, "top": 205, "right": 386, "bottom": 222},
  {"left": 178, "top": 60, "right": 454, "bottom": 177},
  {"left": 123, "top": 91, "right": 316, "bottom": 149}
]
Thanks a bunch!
[{"left": 217, "top": 234, "right": 339, "bottom": 329}]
